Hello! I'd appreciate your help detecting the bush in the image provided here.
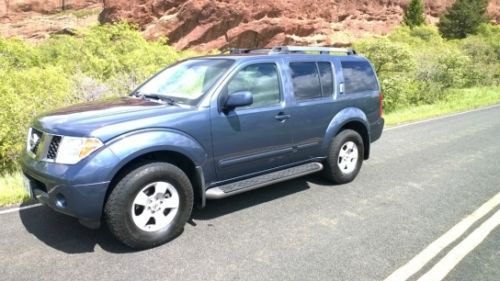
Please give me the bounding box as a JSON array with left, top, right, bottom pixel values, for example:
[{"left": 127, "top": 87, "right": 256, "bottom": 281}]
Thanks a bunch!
[
  {"left": 354, "top": 38, "right": 417, "bottom": 112},
  {"left": 0, "top": 66, "right": 72, "bottom": 171},
  {"left": 355, "top": 24, "right": 500, "bottom": 113},
  {"left": 416, "top": 48, "right": 471, "bottom": 89},
  {"left": 0, "top": 23, "right": 187, "bottom": 172},
  {"left": 354, "top": 38, "right": 415, "bottom": 74}
]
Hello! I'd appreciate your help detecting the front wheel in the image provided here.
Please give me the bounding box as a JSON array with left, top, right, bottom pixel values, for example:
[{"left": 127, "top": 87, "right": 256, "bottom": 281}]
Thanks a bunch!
[
  {"left": 105, "top": 162, "right": 193, "bottom": 249},
  {"left": 323, "top": 129, "right": 364, "bottom": 184}
]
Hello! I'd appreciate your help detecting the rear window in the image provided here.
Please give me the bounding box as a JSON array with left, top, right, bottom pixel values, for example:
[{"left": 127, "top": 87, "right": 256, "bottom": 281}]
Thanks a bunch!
[
  {"left": 289, "top": 61, "right": 334, "bottom": 100},
  {"left": 341, "top": 61, "right": 379, "bottom": 94}
]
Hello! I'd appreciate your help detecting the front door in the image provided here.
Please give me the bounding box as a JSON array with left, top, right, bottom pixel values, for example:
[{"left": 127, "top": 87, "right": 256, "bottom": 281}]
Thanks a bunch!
[{"left": 210, "top": 62, "right": 293, "bottom": 181}]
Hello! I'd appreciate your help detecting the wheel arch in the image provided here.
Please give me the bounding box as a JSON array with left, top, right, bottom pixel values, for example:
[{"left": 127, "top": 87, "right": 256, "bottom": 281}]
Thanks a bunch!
[
  {"left": 322, "top": 107, "right": 371, "bottom": 159},
  {"left": 105, "top": 150, "right": 206, "bottom": 211},
  {"left": 103, "top": 129, "right": 210, "bottom": 213}
]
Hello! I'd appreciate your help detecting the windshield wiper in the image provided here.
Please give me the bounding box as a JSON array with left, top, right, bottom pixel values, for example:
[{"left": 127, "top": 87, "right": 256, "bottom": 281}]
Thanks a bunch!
[{"left": 135, "top": 92, "right": 177, "bottom": 105}]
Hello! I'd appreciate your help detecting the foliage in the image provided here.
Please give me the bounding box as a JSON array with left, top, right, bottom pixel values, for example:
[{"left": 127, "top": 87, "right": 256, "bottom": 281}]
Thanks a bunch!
[
  {"left": 385, "top": 86, "right": 500, "bottom": 125},
  {"left": 438, "top": 0, "right": 489, "bottom": 39},
  {"left": 355, "top": 24, "right": 500, "bottom": 113},
  {"left": 0, "top": 172, "right": 27, "bottom": 206},
  {"left": 0, "top": 23, "right": 187, "bottom": 172},
  {"left": 355, "top": 38, "right": 415, "bottom": 74},
  {"left": 1, "top": 22, "right": 499, "bottom": 173},
  {"left": 403, "top": 0, "right": 426, "bottom": 28}
]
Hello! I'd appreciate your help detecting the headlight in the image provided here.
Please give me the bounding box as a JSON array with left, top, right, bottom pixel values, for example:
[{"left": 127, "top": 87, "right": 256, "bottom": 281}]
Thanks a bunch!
[{"left": 55, "top": 136, "right": 103, "bottom": 164}]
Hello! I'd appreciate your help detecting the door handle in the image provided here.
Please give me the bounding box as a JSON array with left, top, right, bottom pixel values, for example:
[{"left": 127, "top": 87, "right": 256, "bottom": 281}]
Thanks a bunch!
[{"left": 275, "top": 112, "right": 291, "bottom": 121}]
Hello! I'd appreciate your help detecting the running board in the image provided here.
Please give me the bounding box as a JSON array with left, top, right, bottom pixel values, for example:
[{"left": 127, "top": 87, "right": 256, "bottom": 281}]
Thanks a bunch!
[{"left": 205, "top": 162, "right": 323, "bottom": 199}]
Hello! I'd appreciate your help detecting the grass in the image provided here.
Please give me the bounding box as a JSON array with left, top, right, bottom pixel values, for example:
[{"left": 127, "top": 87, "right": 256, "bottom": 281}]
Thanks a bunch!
[
  {"left": 385, "top": 87, "right": 500, "bottom": 126},
  {"left": 0, "top": 172, "right": 28, "bottom": 207},
  {"left": 0, "top": 86, "right": 499, "bottom": 207}
]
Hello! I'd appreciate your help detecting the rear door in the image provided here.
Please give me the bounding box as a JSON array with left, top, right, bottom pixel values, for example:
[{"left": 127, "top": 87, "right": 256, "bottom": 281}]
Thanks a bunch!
[{"left": 285, "top": 59, "right": 338, "bottom": 162}]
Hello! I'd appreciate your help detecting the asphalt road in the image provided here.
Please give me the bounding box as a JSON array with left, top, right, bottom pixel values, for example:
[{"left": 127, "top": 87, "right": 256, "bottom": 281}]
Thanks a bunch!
[{"left": 1, "top": 106, "right": 500, "bottom": 281}]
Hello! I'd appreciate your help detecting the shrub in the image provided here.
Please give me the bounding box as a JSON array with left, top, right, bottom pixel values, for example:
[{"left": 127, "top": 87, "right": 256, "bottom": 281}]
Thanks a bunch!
[
  {"left": 0, "top": 23, "right": 186, "bottom": 171},
  {"left": 0, "top": 66, "right": 72, "bottom": 172},
  {"left": 0, "top": 37, "right": 42, "bottom": 69},
  {"left": 354, "top": 38, "right": 415, "bottom": 74},
  {"left": 355, "top": 38, "right": 417, "bottom": 112},
  {"left": 355, "top": 24, "right": 500, "bottom": 111}
]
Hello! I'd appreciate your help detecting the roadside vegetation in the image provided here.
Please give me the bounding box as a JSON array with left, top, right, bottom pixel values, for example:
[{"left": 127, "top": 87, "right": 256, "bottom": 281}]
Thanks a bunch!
[
  {"left": 385, "top": 86, "right": 500, "bottom": 125},
  {"left": 0, "top": 173, "right": 27, "bottom": 206},
  {"left": 0, "top": 4, "right": 499, "bottom": 206},
  {"left": 354, "top": 24, "right": 500, "bottom": 114}
]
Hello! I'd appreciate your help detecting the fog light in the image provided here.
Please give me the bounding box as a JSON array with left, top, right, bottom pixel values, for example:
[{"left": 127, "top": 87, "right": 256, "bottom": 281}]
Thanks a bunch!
[{"left": 55, "top": 193, "right": 67, "bottom": 208}]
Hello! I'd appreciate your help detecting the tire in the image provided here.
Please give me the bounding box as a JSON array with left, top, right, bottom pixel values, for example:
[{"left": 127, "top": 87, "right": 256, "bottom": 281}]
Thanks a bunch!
[
  {"left": 323, "top": 129, "right": 364, "bottom": 184},
  {"left": 105, "top": 162, "right": 193, "bottom": 249}
]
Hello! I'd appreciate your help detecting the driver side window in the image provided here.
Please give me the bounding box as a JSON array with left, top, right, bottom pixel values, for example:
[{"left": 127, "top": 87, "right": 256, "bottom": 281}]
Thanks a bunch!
[{"left": 226, "top": 63, "right": 281, "bottom": 109}]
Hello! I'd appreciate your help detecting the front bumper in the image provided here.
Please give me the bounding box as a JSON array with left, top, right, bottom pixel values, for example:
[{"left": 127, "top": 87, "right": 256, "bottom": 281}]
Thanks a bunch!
[
  {"left": 21, "top": 147, "right": 118, "bottom": 225},
  {"left": 23, "top": 172, "right": 108, "bottom": 223}
]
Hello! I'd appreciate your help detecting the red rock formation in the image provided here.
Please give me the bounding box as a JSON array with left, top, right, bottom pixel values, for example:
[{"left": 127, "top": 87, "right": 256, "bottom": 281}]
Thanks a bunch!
[
  {"left": 0, "top": 1, "right": 102, "bottom": 40},
  {"left": 0, "top": 0, "right": 101, "bottom": 17},
  {"left": 99, "top": 0, "right": 500, "bottom": 51}
]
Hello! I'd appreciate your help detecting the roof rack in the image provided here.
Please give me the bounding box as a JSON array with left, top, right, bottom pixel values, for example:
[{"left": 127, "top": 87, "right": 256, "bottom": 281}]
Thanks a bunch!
[
  {"left": 270, "top": 46, "right": 356, "bottom": 55},
  {"left": 223, "top": 46, "right": 357, "bottom": 56},
  {"left": 226, "top": 48, "right": 272, "bottom": 55}
]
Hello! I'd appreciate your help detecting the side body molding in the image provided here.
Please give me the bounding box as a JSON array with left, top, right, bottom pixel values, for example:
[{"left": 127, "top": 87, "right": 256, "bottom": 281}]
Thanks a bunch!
[{"left": 320, "top": 107, "right": 370, "bottom": 156}]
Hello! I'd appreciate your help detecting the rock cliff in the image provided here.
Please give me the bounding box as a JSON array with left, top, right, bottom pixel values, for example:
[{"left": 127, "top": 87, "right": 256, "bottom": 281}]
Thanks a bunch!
[
  {"left": 1, "top": 0, "right": 100, "bottom": 17},
  {"left": 0, "top": 0, "right": 102, "bottom": 40},
  {"left": 98, "top": 0, "right": 500, "bottom": 51}
]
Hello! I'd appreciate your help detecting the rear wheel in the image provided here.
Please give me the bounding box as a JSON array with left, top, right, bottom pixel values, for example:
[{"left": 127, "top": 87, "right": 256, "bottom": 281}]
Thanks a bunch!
[
  {"left": 323, "top": 129, "right": 364, "bottom": 184},
  {"left": 105, "top": 162, "right": 193, "bottom": 249}
]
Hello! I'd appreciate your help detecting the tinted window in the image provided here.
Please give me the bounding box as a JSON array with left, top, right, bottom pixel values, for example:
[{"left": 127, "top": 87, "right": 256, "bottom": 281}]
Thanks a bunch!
[
  {"left": 227, "top": 63, "right": 281, "bottom": 108},
  {"left": 318, "top": 62, "right": 334, "bottom": 96},
  {"left": 290, "top": 62, "right": 322, "bottom": 100},
  {"left": 341, "top": 61, "right": 379, "bottom": 94}
]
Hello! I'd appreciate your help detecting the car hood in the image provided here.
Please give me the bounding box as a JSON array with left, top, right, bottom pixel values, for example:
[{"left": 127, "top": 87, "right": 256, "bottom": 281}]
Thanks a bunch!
[{"left": 34, "top": 97, "right": 194, "bottom": 141}]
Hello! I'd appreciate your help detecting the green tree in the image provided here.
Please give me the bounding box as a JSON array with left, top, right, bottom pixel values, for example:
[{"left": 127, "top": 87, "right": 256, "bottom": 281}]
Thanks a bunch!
[
  {"left": 438, "top": 0, "right": 489, "bottom": 39},
  {"left": 403, "top": 0, "right": 426, "bottom": 28}
]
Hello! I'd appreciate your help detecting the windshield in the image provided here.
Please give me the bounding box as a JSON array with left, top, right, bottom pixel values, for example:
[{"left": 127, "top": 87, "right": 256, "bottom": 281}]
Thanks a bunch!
[{"left": 136, "top": 59, "right": 234, "bottom": 103}]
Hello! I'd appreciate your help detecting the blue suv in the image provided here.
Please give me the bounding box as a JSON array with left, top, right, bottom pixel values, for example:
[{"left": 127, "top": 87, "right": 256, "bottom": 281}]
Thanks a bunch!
[{"left": 22, "top": 46, "right": 384, "bottom": 248}]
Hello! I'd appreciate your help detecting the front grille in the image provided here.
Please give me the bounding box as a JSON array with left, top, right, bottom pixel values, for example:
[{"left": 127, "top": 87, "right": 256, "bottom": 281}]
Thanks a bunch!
[
  {"left": 47, "top": 136, "right": 61, "bottom": 160},
  {"left": 29, "top": 128, "right": 43, "bottom": 155},
  {"left": 27, "top": 128, "right": 62, "bottom": 161}
]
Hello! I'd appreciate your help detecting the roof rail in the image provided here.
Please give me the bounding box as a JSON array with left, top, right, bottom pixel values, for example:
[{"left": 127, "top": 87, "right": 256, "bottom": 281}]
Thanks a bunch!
[
  {"left": 225, "top": 48, "right": 272, "bottom": 55},
  {"left": 269, "top": 46, "right": 356, "bottom": 55}
]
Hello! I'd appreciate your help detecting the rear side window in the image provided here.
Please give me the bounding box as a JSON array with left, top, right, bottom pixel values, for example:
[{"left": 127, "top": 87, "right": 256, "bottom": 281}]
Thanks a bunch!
[
  {"left": 318, "top": 62, "right": 334, "bottom": 96},
  {"left": 341, "top": 61, "right": 379, "bottom": 94},
  {"left": 290, "top": 62, "right": 322, "bottom": 100}
]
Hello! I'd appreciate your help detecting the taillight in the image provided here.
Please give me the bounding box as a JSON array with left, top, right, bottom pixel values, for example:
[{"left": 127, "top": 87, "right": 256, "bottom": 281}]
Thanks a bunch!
[{"left": 379, "top": 92, "right": 384, "bottom": 117}]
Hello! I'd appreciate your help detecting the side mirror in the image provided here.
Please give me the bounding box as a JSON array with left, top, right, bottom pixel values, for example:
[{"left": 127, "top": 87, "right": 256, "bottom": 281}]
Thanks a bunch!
[{"left": 224, "top": 91, "right": 253, "bottom": 110}]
